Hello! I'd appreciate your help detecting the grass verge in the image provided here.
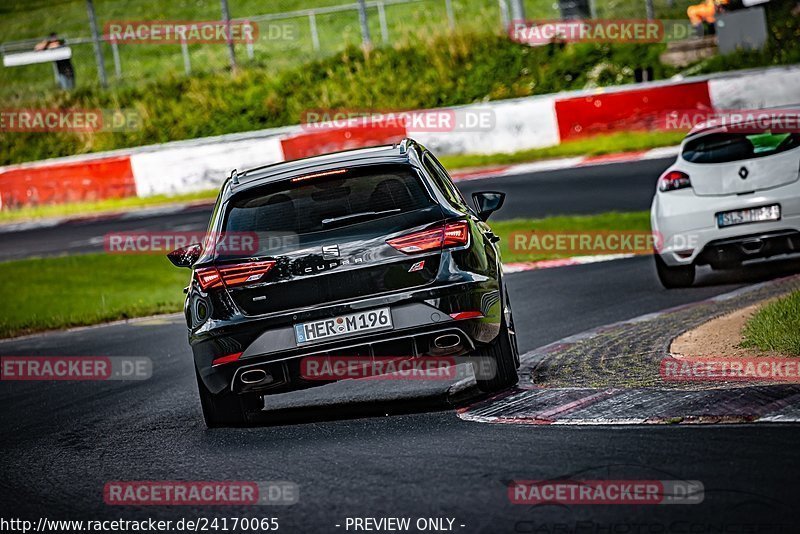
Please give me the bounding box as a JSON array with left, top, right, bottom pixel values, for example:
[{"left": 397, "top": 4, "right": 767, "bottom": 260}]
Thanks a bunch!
[
  {"left": 0, "top": 254, "right": 189, "bottom": 338},
  {"left": 0, "top": 132, "right": 673, "bottom": 224},
  {"left": 0, "top": 211, "right": 650, "bottom": 338},
  {"left": 491, "top": 212, "right": 651, "bottom": 263},
  {"left": 740, "top": 291, "right": 800, "bottom": 356}
]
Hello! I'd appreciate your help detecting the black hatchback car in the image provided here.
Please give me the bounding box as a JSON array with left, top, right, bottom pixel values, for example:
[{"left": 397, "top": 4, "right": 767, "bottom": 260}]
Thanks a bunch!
[{"left": 168, "top": 139, "right": 519, "bottom": 426}]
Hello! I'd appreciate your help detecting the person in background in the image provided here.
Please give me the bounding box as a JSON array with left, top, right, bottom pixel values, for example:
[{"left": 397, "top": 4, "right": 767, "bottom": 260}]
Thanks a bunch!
[
  {"left": 34, "top": 32, "right": 75, "bottom": 90},
  {"left": 687, "top": 0, "right": 730, "bottom": 35}
]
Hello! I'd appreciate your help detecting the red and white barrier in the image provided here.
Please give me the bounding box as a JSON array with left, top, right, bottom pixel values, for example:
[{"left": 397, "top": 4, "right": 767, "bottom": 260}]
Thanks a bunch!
[
  {"left": 130, "top": 136, "right": 286, "bottom": 197},
  {"left": 553, "top": 81, "right": 712, "bottom": 140},
  {"left": 413, "top": 95, "right": 560, "bottom": 155},
  {"left": 1, "top": 65, "right": 798, "bottom": 208},
  {"left": 280, "top": 122, "right": 407, "bottom": 162},
  {"left": 0, "top": 155, "right": 135, "bottom": 209}
]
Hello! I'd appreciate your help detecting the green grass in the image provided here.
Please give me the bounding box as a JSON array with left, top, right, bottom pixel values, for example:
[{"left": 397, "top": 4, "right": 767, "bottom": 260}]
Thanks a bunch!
[
  {"left": 0, "top": 253, "right": 189, "bottom": 338},
  {"left": 0, "top": 0, "right": 523, "bottom": 98},
  {"left": 740, "top": 291, "right": 800, "bottom": 356},
  {"left": 0, "top": 210, "right": 649, "bottom": 338},
  {"left": 439, "top": 130, "right": 685, "bottom": 169}
]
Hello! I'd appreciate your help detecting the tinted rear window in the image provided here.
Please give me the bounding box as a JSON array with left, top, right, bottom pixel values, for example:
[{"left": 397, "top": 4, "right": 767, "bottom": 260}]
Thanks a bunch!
[
  {"left": 682, "top": 132, "right": 800, "bottom": 164},
  {"left": 224, "top": 164, "right": 433, "bottom": 234}
]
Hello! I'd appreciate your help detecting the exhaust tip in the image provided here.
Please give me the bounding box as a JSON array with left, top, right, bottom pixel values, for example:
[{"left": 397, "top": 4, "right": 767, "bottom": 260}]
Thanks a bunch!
[
  {"left": 741, "top": 239, "right": 764, "bottom": 254},
  {"left": 240, "top": 368, "right": 271, "bottom": 385},
  {"left": 433, "top": 334, "right": 462, "bottom": 350}
]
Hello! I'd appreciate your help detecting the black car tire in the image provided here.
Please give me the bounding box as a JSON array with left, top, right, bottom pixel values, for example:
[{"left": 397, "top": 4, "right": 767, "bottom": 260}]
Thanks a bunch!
[
  {"left": 654, "top": 253, "right": 695, "bottom": 289},
  {"left": 195, "top": 368, "right": 262, "bottom": 427},
  {"left": 473, "top": 311, "right": 519, "bottom": 393},
  {"left": 505, "top": 289, "right": 520, "bottom": 369}
]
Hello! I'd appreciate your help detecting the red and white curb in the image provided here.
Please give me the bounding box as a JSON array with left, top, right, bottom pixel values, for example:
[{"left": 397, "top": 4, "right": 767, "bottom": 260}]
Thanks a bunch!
[
  {"left": 458, "top": 386, "right": 800, "bottom": 425},
  {"left": 454, "top": 277, "right": 800, "bottom": 425},
  {"left": 503, "top": 254, "right": 636, "bottom": 274}
]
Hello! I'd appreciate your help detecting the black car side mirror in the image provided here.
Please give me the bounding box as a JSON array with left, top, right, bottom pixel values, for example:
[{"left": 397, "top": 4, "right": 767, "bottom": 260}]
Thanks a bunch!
[
  {"left": 167, "top": 242, "right": 202, "bottom": 268},
  {"left": 472, "top": 191, "right": 506, "bottom": 221}
]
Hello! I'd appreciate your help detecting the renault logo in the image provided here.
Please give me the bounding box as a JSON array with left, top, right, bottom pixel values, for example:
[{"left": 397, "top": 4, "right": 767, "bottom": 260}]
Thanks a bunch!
[{"left": 738, "top": 166, "right": 749, "bottom": 179}]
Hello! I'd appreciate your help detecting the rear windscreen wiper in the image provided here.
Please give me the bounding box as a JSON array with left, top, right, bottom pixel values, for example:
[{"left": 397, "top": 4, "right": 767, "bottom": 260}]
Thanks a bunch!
[{"left": 321, "top": 209, "right": 401, "bottom": 227}]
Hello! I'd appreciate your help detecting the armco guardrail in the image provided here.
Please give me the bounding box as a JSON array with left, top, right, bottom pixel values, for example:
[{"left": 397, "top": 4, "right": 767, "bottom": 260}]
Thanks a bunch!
[{"left": 1, "top": 65, "right": 799, "bottom": 208}]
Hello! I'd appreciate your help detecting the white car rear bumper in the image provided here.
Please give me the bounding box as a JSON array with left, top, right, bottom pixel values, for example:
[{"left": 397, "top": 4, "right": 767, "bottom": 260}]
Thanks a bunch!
[{"left": 651, "top": 179, "right": 800, "bottom": 267}]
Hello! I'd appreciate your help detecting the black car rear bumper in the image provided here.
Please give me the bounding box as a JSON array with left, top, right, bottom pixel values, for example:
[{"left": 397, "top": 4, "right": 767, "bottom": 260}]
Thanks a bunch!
[{"left": 194, "top": 280, "right": 502, "bottom": 395}]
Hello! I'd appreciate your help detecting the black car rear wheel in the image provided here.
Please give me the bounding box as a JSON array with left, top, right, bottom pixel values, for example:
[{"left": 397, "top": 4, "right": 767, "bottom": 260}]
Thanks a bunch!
[
  {"left": 654, "top": 254, "right": 695, "bottom": 289},
  {"left": 195, "top": 368, "right": 262, "bottom": 427},
  {"left": 473, "top": 297, "right": 519, "bottom": 393}
]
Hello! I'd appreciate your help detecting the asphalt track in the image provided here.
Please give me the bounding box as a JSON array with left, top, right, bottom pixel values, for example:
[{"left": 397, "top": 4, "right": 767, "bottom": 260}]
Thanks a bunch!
[{"left": 1, "top": 156, "right": 799, "bottom": 531}]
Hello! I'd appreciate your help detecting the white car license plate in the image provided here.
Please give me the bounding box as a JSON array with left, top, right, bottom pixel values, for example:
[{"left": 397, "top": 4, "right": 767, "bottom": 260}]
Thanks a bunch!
[
  {"left": 294, "top": 308, "right": 392, "bottom": 344},
  {"left": 717, "top": 204, "right": 780, "bottom": 228}
]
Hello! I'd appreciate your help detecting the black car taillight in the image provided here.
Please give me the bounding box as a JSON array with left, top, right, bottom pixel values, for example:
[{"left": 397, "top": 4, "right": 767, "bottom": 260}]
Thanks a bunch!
[
  {"left": 212, "top": 352, "right": 242, "bottom": 366},
  {"left": 386, "top": 220, "right": 470, "bottom": 254},
  {"left": 658, "top": 170, "right": 691, "bottom": 192},
  {"left": 194, "top": 260, "right": 276, "bottom": 290}
]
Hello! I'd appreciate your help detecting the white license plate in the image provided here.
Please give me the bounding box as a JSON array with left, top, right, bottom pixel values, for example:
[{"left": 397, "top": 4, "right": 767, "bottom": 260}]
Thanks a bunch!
[
  {"left": 294, "top": 308, "right": 392, "bottom": 344},
  {"left": 717, "top": 204, "right": 780, "bottom": 228}
]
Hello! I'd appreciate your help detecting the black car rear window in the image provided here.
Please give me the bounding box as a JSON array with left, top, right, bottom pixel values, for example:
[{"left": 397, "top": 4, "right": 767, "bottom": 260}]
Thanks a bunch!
[
  {"left": 224, "top": 164, "right": 433, "bottom": 234},
  {"left": 682, "top": 132, "right": 800, "bottom": 164}
]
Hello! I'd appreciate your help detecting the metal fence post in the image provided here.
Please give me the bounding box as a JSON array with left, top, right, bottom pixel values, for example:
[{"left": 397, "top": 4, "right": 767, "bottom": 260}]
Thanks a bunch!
[
  {"left": 309, "top": 12, "right": 321, "bottom": 51},
  {"left": 498, "top": 0, "right": 509, "bottom": 31},
  {"left": 509, "top": 0, "right": 525, "bottom": 22},
  {"left": 181, "top": 40, "right": 191, "bottom": 75},
  {"left": 85, "top": 0, "right": 108, "bottom": 87},
  {"left": 445, "top": 0, "right": 456, "bottom": 30},
  {"left": 377, "top": 2, "right": 389, "bottom": 44},
  {"left": 246, "top": 41, "right": 254, "bottom": 59},
  {"left": 51, "top": 62, "right": 60, "bottom": 87},
  {"left": 111, "top": 40, "right": 121, "bottom": 78},
  {"left": 357, "top": 0, "right": 372, "bottom": 49},
  {"left": 645, "top": 0, "right": 655, "bottom": 19},
  {"left": 220, "top": 0, "right": 237, "bottom": 70}
]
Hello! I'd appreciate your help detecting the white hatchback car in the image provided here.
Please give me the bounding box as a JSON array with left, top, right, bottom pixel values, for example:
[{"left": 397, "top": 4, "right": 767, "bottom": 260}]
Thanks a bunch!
[{"left": 651, "top": 118, "right": 800, "bottom": 288}]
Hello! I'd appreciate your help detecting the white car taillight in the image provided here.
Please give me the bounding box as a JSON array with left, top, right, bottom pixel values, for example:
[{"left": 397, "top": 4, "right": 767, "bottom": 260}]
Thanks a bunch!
[{"left": 658, "top": 170, "right": 692, "bottom": 192}]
